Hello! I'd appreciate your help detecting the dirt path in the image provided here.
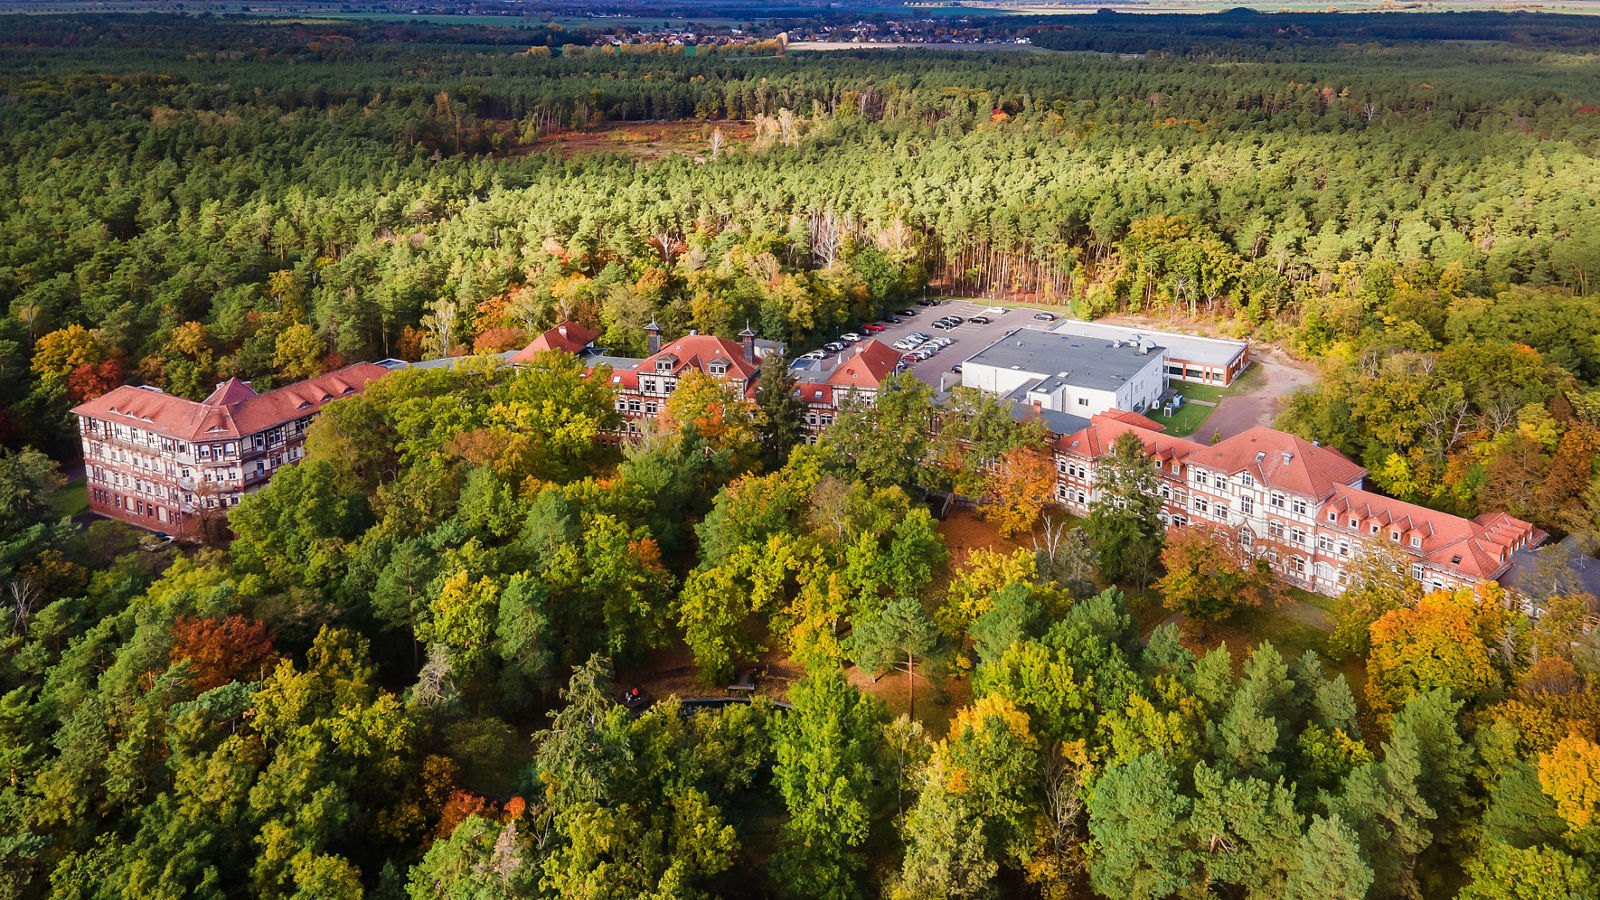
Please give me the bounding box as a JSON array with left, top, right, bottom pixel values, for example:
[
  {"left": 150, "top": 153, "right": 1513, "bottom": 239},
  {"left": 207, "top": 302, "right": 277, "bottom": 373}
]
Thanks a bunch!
[{"left": 1197, "top": 347, "right": 1319, "bottom": 442}]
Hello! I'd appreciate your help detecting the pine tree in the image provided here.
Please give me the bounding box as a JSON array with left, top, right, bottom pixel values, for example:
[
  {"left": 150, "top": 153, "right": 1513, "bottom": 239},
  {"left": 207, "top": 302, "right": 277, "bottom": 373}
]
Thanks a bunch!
[{"left": 756, "top": 347, "right": 806, "bottom": 471}]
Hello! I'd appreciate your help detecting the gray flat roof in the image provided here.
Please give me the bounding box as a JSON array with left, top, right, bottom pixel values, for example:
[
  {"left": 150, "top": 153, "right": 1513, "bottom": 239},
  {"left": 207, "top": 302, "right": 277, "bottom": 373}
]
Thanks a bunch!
[
  {"left": 1048, "top": 319, "right": 1247, "bottom": 368},
  {"left": 965, "top": 329, "right": 1164, "bottom": 392}
]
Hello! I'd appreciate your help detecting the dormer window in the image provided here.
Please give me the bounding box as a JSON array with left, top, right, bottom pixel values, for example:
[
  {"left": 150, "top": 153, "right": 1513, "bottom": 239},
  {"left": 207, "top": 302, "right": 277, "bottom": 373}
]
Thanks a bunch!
[
  {"left": 708, "top": 362, "right": 727, "bottom": 376},
  {"left": 1350, "top": 517, "right": 1358, "bottom": 528},
  {"left": 1410, "top": 536, "right": 1422, "bottom": 548},
  {"left": 1370, "top": 524, "right": 1380, "bottom": 534},
  {"left": 1391, "top": 530, "right": 1401, "bottom": 542},
  {"left": 656, "top": 359, "right": 674, "bottom": 374}
]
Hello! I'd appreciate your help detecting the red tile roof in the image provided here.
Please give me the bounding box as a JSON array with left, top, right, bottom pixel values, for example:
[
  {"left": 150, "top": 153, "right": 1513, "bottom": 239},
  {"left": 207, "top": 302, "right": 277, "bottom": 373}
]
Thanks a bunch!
[
  {"left": 1054, "top": 412, "right": 1206, "bottom": 462},
  {"left": 1187, "top": 426, "right": 1366, "bottom": 499},
  {"left": 1099, "top": 409, "right": 1167, "bottom": 432},
  {"left": 638, "top": 334, "right": 759, "bottom": 381},
  {"left": 511, "top": 321, "right": 599, "bottom": 363},
  {"left": 827, "top": 340, "right": 900, "bottom": 390},
  {"left": 1321, "top": 485, "right": 1539, "bottom": 580},
  {"left": 72, "top": 363, "right": 391, "bottom": 443}
]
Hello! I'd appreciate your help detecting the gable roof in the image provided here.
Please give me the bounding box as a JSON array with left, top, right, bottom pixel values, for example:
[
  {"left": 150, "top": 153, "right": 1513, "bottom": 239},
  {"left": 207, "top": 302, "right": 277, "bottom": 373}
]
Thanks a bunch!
[
  {"left": 1320, "top": 485, "right": 1540, "bottom": 580},
  {"left": 72, "top": 363, "right": 391, "bottom": 442},
  {"left": 1187, "top": 426, "right": 1366, "bottom": 499},
  {"left": 638, "top": 334, "right": 759, "bottom": 380},
  {"left": 510, "top": 320, "right": 599, "bottom": 363},
  {"left": 826, "top": 340, "right": 901, "bottom": 390}
]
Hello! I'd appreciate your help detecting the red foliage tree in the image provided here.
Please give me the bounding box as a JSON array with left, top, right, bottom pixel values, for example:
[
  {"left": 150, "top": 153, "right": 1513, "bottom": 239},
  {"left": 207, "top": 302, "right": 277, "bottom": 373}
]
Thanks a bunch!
[
  {"left": 169, "top": 615, "right": 280, "bottom": 692},
  {"left": 66, "top": 358, "right": 125, "bottom": 403},
  {"left": 431, "top": 789, "right": 499, "bottom": 842}
]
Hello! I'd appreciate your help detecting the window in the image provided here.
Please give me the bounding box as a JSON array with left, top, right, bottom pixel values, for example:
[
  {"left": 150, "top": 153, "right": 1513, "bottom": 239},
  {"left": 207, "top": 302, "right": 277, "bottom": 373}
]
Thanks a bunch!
[
  {"left": 1238, "top": 496, "right": 1253, "bottom": 515},
  {"left": 1410, "top": 563, "right": 1426, "bottom": 581},
  {"left": 1291, "top": 498, "right": 1308, "bottom": 516},
  {"left": 1192, "top": 497, "right": 1208, "bottom": 514},
  {"left": 708, "top": 363, "right": 727, "bottom": 376},
  {"left": 656, "top": 360, "right": 673, "bottom": 374},
  {"left": 1391, "top": 530, "right": 1401, "bottom": 543},
  {"left": 1269, "top": 521, "right": 1285, "bottom": 539},
  {"left": 1317, "top": 535, "right": 1332, "bottom": 551},
  {"left": 1077, "top": 397, "right": 1089, "bottom": 406},
  {"left": 1270, "top": 493, "right": 1285, "bottom": 509},
  {"left": 1350, "top": 517, "right": 1359, "bottom": 528},
  {"left": 1371, "top": 524, "right": 1381, "bottom": 534},
  {"left": 1057, "top": 458, "right": 1068, "bottom": 475},
  {"left": 1057, "top": 483, "right": 1068, "bottom": 500},
  {"left": 645, "top": 401, "right": 658, "bottom": 415},
  {"left": 1290, "top": 528, "right": 1306, "bottom": 545},
  {"left": 1194, "top": 470, "right": 1209, "bottom": 486},
  {"left": 1240, "top": 473, "right": 1254, "bottom": 487},
  {"left": 1327, "top": 511, "right": 1338, "bottom": 522},
  {"left": 1239, "top": 530, "right": 1253, "bottom": 549},
  {"left": 1316, "top": 562, "right": 1335, "bottom": 582},
  {"left": 1411, "top": 536, "right": 1421, "bottom": 548},
  {"left": 1215, "top": 503, "right": 1228, "bottom": 519},
  {"left": 643, "top": 378, "right": 657, "bottom": 393},
  {"left": 1292, "top": 556, "right": 1306, "bottom": 574},
  {"left": 1339, "top": 542, "right": 1349, "bottom": 557}
]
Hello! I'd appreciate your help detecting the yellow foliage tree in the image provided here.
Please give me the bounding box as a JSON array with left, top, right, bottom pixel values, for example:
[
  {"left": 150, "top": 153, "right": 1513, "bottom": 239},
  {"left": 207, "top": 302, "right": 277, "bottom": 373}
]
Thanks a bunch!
[
  {"left": 30, "top": 324, "right": 107, "bottom": 378},
  {"left": 1539, "top": 733, "right": 1600, "bottom": 832},
  {"left": 940, "top": 547, "right": 1037, "bottom": 636},
  {"left": 980, "top": 445, "right": 1057, "bottom": 538}
]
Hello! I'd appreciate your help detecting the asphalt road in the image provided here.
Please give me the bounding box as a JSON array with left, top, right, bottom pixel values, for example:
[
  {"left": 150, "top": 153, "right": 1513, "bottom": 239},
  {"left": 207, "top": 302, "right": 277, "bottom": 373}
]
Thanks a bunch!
[{"left": 831, "top": 299, "right": 1060, "bottom": 392}]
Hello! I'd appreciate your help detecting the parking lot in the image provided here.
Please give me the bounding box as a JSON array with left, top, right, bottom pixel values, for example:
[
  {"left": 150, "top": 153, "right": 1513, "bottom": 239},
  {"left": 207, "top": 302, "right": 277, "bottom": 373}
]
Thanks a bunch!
[{"left": 848, "top": 299, "right": 1059, "bottom": 391}]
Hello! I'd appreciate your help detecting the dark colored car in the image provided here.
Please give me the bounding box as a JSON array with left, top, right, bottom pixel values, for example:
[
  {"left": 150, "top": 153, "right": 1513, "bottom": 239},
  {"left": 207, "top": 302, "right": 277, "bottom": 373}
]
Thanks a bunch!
[
  {"left": 1032, "top": 312, "right": 1057, "bottom": 321},
  {"left": 884, "top": 315, "right": 902, "bottom": 324},
  {"left": 932, "top": 320, "right": 953, "bottom": 330},
  {"left": 917, "top": 298, "right": 937, "bottom": 306},
  {"left": 950, "top": 363, "right": 963, "bottom": 373},
  {"left": 944, "top": 316, "right": 965, "bottom": 325},
  {"left": 898, "top": 309, "right": 917, "bottom": 317},
  {"left": 970, "top": 315, "right": 992, "bottom": 325}
]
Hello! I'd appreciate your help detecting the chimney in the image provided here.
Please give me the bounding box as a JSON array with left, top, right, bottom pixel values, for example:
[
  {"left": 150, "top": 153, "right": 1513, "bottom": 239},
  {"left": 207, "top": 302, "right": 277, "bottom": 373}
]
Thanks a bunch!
[
  {"left": 646, "top": 319, "right": 661, "bottom": 355},
  {"left": 739, "top": 321, "right": 758, "bottom": 364}
]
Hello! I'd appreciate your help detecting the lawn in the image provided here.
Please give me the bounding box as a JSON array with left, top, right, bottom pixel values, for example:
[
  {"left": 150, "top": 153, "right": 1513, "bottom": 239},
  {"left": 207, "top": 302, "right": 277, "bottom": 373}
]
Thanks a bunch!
[
  {"left": 51, "top": 478, "right": 88, "bottom": 519},
  {"left": 1144, "top": 397, "right": 1214, "bottom": 437}
]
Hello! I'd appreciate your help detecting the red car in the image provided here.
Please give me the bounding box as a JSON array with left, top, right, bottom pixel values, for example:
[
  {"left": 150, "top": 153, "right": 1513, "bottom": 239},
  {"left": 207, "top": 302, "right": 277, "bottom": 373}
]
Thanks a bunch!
[
  {"left": 901, "top": 354, "right": 920, "bottom": 364},
  {"left": 862, "top": 323, "right": 887, "bottom": 332}
]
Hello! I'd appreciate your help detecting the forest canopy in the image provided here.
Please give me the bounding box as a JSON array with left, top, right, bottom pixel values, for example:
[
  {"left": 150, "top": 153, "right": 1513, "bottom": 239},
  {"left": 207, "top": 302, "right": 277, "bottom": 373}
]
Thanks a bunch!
[{"left": 5, "top": 13, "right": 1600, "bottom": 900}]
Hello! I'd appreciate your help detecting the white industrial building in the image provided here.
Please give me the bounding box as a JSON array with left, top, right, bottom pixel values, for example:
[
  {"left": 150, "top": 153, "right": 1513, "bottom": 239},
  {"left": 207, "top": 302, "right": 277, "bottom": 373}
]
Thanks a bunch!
[{"left": 960, "top": 329, "right": 1169, "bottom": 418}]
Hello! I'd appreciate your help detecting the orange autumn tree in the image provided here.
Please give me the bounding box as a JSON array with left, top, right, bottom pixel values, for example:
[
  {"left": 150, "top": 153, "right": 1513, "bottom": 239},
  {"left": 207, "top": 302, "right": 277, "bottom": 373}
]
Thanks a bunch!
[
  {"left": 1366, "top": 585, "right": 1507, "bottom": 717},
  {"left": 981, "top": 444, "right": 1057, "bottom": 538},
  {"left": 169, "top": 615, "right": 281, "bottom": 692},
  {"left": 660, "top": 369, "right": 765, "bottom": 469},
  {"left": 1156, "top": 524, "right": 1275, "bottom": 623}
]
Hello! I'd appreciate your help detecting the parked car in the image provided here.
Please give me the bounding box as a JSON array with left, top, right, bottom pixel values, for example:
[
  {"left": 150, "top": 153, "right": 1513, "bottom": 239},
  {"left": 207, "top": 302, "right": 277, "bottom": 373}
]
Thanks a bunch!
[
  {"left": 897, "top": 309, "right": 917, "bottom": 317},
  {"left": 944, "top": 315, "right": 965, "bottom": 326},
  {"left": 884, "top": 315, "right": 902, "bottom": 324},
  {"left": 901, "top": 354, "right": 920, "bottom": 364},
  {"left": 893, "top": 339, "right": 917, "bottom": 351},
  {"left": 910, "top": 332, "right": 930, "bottom": 341},
  {"left": 799, "top": 350, "right": 825, "bottom": 361},
  {"left": 862, "top": 323, "right": 887, "bottom": 332},
  {"left": 917, "top": 298, "right": 937, "bottom": 306},
  {"left": 950, "top": 363, "right": 963, "bottom": 373},
  {"left": 915, "top": 348, "right": 936, "bottom": 360},
  {"left": 969, "top": 315, "right": 992, "bottom": 325},
  {"left": 824, "top": 341, "right": 845, "bottom": 352},
  {"left": 932, "top": 320, "right": 953, "bottom": 330},
  {"left": 1032, "top": 312, "right": 1057, "bottom": 321},
  {"left": 839, "top": 332, "right": 862, "bottom": 343},
  {"left": 932, "top": 337, "right": 953, "bottom": 348}
]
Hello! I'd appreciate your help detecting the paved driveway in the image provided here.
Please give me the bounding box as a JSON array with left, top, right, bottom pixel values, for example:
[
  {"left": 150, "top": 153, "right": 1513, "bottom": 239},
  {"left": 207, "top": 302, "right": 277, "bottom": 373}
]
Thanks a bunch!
[{"left": 1194, "top": 351, "right": 1319, "bottom": 442}]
